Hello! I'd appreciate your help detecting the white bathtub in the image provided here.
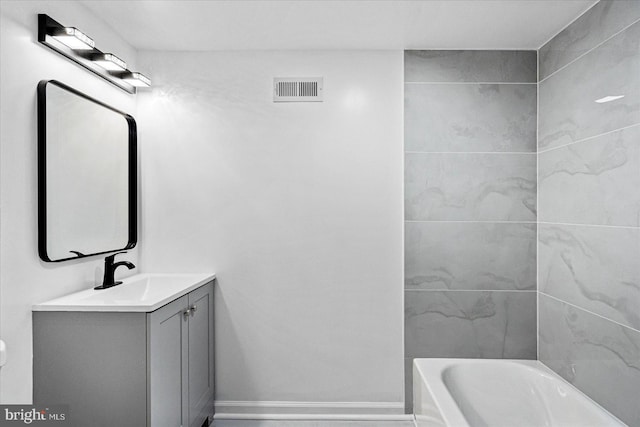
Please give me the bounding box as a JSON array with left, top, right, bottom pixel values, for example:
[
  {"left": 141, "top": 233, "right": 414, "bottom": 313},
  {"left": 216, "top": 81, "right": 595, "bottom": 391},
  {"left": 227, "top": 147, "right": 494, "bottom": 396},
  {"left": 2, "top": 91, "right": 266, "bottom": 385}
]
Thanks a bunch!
[{"left": 413, "top": 359, "right": 626, "bottom": 427}]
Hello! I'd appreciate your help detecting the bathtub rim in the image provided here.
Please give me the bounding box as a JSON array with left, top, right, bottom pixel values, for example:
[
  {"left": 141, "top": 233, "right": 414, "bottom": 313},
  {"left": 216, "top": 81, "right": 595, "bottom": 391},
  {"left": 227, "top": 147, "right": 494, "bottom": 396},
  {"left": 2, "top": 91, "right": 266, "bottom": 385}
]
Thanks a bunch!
[{"left": 412, "top": 358, "right": 627, "bottom": 427}]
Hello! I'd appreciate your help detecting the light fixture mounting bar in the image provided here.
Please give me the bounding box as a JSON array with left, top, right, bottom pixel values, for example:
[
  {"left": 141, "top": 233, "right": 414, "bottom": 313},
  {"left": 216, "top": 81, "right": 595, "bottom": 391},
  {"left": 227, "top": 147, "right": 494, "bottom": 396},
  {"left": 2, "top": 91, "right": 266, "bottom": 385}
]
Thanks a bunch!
[{"left": 38, "top": 14, "right": 137, "bottom": 94}]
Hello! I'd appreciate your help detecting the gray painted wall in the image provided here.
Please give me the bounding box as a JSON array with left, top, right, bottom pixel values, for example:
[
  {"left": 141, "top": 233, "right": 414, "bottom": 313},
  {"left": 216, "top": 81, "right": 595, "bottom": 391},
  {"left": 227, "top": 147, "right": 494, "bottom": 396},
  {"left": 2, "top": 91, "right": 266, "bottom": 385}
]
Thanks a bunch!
[
  {"left": 403, "top": 50, "right": 538, "bottom": 410},
  {"left": 537, "top": 1, "right": 640, "bottom": 425},
  {"left": 0, "top": 1, "right": 140, "bottom": 403},
  {"left": 137, "top": 51, "right": 405, "bottom": 413}
]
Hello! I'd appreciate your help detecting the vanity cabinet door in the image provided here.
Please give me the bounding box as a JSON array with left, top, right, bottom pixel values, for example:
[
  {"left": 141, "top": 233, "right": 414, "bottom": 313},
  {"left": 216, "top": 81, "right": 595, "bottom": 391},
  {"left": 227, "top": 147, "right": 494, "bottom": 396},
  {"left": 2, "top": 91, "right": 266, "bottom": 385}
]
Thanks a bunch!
[
  {"left": 148, "top": 295, "right": 189, "bottom": 427},
  {"left": 187, "top": 282, "right": 214, "bottom": 427}
]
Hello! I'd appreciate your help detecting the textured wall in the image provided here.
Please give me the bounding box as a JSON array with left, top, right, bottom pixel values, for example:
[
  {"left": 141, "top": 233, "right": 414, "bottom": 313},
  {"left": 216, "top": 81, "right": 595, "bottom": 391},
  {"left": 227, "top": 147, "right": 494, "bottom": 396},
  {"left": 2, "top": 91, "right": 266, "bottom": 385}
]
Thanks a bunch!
[
  {"left": 537, "top": 1, "right": 640, "bottom": 425},
  {"left": 137, "top": 51, "right": 405, "bottom": 414},
  {"left": 403, "top": 50, "right": 538, "bottom": 410}
]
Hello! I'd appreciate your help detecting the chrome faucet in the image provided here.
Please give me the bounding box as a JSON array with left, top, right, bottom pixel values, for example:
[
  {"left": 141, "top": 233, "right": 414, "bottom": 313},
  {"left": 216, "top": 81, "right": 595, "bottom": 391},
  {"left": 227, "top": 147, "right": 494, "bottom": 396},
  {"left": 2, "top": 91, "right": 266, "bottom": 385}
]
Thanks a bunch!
[{"left": 95, "top": 251, "right": 135, "bottom": 290}]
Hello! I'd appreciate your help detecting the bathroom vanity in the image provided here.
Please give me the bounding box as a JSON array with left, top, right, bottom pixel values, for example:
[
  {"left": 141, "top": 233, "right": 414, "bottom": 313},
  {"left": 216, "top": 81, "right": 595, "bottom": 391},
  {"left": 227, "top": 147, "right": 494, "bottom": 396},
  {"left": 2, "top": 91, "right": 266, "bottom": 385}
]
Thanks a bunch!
[{"left": 32, "top": 274, "right": 215, "bottom": 427}]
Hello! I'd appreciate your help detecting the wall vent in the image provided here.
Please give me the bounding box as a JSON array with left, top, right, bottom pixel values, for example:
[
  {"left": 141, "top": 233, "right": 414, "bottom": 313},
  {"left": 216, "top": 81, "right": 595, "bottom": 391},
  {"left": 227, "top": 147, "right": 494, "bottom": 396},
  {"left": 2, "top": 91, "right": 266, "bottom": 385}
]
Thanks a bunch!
[{"left": 273, "top": 77, "right": 323, "bottom": 102}]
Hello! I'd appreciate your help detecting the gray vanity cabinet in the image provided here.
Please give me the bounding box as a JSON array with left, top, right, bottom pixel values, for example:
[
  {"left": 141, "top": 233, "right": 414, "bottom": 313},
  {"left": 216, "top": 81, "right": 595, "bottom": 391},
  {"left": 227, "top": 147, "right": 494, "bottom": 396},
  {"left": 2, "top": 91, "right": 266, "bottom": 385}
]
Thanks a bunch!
[
  {"left": 185, "top": 284, "right": 215, "bottom": 427},
  {"left": 148, "top": 283, "right": 214, "bottom": 427},
  {"left": 33, "top": 281, "right": 214, "bottom": 427},
  {"left": 148, "top": 295, "right": 189, "bottom": 427}
]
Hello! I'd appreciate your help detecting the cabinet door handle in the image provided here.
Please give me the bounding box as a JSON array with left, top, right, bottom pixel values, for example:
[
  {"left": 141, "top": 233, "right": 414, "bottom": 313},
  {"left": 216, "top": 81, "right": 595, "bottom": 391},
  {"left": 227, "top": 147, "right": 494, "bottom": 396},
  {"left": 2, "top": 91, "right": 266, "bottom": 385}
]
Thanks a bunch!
[
  {"left": 191, "top": 304, "right": 197, "bottom": 315},
  {"left": 183, "top": 309, "right": 191, "bottom": 319}
]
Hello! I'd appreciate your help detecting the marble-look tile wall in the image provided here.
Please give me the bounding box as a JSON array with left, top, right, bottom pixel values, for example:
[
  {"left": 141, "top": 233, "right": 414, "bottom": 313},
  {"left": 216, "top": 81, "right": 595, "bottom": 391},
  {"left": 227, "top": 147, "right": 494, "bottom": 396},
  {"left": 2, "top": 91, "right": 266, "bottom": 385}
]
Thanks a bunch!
[
  {"left": 538, "top": 1, "right": 640, "bottom": 425},
  {"left": 403, "top": 50, "right": 537, "bottom": 411}
]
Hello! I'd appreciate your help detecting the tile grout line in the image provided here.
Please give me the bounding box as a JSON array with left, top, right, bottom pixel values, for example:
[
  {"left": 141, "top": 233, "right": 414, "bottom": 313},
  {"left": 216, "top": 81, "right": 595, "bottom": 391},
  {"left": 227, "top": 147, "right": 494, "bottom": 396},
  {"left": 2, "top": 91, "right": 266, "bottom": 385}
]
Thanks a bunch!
[
  {"left": 406, "top": 48, "right": 538, "bottom": 51},
  {"left": 405, "top": 289, "right": 537, "bottom": 293},
  {"left": 540, "top": 292, "right": 640, "bottom": 335},
  {"left": 536, "top": 47, "right": 540, "bottom": 362},
  {"left": 404, "top": 220, "right": 537, "bottom": 224},
  {"left": 405, "top": 151, "right": 536, "bottom": 155},
  {"left": 538, "top": 221, "right": 640, "bottom": 230},
  {"left": 401, "top": 53, "right": 407, "bottom": 413},
  {"left": 539, "top": 17, "right": 640, "bottom": 84},
  {"left": 538, "top": 122, "right": 640, "bottom": 154},
  {"left": 405, "top": 81, "right": 536, "bottom": 85}
]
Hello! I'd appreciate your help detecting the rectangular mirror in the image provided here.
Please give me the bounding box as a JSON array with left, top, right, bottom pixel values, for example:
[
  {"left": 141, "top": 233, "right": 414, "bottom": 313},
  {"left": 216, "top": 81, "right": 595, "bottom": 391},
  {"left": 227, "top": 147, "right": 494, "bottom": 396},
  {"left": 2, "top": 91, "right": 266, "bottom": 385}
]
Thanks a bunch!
[{"left": 37, "top": 80, "right": 137, "bottom": 262}]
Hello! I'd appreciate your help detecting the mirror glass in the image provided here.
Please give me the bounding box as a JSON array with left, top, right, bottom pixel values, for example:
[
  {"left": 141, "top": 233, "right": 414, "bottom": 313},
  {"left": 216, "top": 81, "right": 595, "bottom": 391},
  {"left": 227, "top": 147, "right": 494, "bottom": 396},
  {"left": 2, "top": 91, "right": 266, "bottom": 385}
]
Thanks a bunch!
[{"left": 38, "top": 80, "right": 136, "bottom": 262}]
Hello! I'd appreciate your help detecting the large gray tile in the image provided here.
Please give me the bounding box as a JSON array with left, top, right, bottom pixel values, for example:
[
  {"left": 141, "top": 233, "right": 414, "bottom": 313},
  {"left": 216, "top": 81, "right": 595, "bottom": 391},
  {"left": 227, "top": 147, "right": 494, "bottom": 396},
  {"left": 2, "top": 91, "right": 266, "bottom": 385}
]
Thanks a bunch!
[
  {"left": 540, "top": 0, "right": 640, "bottom": 80},
  {"left": 405, "top": 222, "right": 536, "bottom": 291},
  {"left": 539, "top": 223, "right": 640, "bottom": 330},
  {"left": 405, "top": 290, "right": 536, "bottom": 359},
  {"left": 538, "top": 125, "right": 640, "bottom": 226},
  {"left": 538, "top": 21, "right": 640, "bottom": 151},
  {"left": 539, "top": 294, "right": 640, "bottom": 426},
  {"left": 405, "top": 50, "right": 536, "bottom": 83},
  {"left": 405, "top": 153, "right": 536, "bottom": 221},
  {"left": 405, "top": 84, "right": 536, "bottom": 153}
]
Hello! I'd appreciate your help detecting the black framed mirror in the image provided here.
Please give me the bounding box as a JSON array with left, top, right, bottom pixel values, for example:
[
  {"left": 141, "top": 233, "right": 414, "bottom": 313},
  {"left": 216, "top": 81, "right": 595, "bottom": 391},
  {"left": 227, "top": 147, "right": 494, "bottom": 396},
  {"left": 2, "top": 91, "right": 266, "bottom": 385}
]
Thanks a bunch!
[{"left": 37, "top": 80, "right": 137, "bottom": 262}]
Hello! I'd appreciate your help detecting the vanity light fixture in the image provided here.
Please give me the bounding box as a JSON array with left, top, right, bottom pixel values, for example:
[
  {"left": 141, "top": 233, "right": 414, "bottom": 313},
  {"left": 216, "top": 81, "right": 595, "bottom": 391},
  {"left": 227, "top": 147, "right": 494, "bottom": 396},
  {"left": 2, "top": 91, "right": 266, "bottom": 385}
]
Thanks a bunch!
[
  {"left": 38, "top": 14, "right": 150, "bottom": 94},
  {"left": 90, "top": 53, "right": 127, "bottom": 71},
  {"left": 121, "top": 72, "right": 151, "bottom": 87},
  {"left": 51, "top": 27, "right": 95, "bottom": 50},
  {"left": 595, "top": 95, "right": 625, "bottom": 103}
]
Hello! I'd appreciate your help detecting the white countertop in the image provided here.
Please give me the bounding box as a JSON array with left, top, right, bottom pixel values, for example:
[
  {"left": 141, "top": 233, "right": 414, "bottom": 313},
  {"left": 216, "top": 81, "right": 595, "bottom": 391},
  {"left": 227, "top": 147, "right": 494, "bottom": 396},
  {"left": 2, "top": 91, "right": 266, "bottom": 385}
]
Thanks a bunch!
[{"left": 33, "top": 273, "right": 215, "bottom": 313}]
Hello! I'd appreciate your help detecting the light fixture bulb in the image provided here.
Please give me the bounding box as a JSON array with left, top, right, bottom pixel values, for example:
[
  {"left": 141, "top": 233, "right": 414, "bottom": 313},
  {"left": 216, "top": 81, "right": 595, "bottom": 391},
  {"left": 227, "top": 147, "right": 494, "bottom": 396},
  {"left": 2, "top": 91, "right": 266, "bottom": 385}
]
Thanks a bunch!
[
  {"left": 51, "top": 27, "right": 95, "bottom": 50},
  {"left": 595, "top": 95, "right": 625, "bottom": 103},
  {"left": 122, "top": 72, "right": 151, "bottom": 87},
  {"left": 92, "top": 53, "right": 127, "bottom": 71}
]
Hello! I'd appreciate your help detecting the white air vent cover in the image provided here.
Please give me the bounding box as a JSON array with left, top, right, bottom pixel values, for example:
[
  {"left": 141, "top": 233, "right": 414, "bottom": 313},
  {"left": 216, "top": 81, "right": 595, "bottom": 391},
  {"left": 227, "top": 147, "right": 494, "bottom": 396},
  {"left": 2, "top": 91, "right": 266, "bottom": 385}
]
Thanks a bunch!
[{"left": 274, "top": 77, "right": 323, "bottom": 102}]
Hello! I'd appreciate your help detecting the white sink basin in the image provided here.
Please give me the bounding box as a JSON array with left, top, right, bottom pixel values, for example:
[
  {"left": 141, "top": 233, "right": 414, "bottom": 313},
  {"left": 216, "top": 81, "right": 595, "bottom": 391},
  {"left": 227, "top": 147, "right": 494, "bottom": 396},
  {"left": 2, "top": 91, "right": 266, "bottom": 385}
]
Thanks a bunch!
[{"left": 33, "top": 273, "right": 215, "bottom": 312}]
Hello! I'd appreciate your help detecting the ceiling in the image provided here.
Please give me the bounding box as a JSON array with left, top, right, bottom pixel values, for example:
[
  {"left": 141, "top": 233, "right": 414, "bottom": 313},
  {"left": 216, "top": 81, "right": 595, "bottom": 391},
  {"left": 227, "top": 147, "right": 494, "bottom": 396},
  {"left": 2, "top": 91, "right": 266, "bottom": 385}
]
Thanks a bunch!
[{"left": 81, "top": 0, "right": 597, "bottom": 51}]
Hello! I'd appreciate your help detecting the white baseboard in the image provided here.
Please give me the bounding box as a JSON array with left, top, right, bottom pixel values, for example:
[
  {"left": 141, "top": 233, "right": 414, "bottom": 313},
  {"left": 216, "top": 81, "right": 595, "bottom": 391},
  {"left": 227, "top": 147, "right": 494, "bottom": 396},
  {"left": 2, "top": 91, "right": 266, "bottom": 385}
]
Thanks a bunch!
[{"left": 214, "top": 400, "right": 409, "bottom": 420}]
